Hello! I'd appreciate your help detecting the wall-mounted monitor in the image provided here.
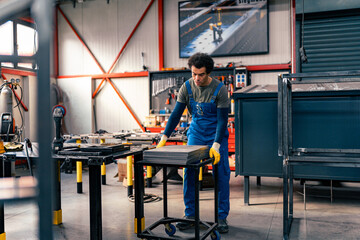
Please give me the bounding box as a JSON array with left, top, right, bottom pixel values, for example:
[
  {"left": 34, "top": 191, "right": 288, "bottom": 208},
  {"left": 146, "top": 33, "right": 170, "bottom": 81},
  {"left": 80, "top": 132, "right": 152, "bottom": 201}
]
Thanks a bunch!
[{"left": 178, "top": 0, "right": 269, "bottom": 58}]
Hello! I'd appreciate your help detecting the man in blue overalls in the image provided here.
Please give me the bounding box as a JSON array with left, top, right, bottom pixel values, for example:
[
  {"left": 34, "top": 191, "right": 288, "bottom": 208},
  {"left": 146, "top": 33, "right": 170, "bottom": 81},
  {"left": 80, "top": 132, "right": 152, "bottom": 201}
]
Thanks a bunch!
[{"left": 157, "top": 52, "right": 230, "bottom": 233}]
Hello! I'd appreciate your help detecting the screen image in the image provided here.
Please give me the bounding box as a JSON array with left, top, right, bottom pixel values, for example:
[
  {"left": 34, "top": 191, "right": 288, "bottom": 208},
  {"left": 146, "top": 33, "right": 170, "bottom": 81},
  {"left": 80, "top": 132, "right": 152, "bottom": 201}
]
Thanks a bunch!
[{"left": 179, "top": 0, "right": 268, "bottom": 58}]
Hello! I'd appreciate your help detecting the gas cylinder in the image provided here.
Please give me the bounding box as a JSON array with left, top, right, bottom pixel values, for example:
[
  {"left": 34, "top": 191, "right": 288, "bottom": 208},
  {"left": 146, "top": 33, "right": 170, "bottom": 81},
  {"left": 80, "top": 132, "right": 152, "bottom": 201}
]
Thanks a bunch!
[{"left": 0, "top": 83, "right": 12, "bottom": 114}]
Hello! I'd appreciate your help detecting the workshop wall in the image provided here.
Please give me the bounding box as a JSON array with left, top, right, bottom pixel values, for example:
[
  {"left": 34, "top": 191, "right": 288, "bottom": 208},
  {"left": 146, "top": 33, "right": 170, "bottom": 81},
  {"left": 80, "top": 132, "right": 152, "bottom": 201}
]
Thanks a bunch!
[
  {"left": 57, "top": 0, "right": 291, "bottom": 133},
  {"left": 57, "top": 77, "right": 92, "bottom": 135}
]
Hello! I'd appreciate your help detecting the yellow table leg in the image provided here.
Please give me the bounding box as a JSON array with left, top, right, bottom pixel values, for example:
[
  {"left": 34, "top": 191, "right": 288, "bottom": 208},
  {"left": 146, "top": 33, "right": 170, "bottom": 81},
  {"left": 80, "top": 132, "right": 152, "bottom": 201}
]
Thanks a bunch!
[
  {"left": 127, "top": 155, "right": 133, "bottom": 196},
  {"left": 77, "top": 161, "right": 82, "bottom": 193},
  {"left": 76, "top": 139, "right": 81, "bottom": 147},
  {"left": 134, "top": 217, "right": 145, "bottom": 234},
  {"left": 101, "top": 162, "right": 106, "bottom": 185},
  {"left": 53, "top": 209, "right": 62, "bottom": 225},
  {"left": 146, "top": 165, "right": 152, "bottom": 188}
]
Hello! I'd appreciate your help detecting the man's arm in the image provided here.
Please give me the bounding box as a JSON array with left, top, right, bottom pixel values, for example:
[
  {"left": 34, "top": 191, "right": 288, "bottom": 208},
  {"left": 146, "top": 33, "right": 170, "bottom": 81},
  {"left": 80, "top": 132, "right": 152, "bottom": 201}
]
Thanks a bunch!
[
  {"left": 214, "top": 107, "right": 228, "bottom": 144},
  {"left": 210, "top": 83, "right": 229, "bottom": 164},
  {"left": 210, "top": 107, "right": 228, "bottom": 164},
  {"left": 157, "top": 101, "right": 186, "bottom": 147}
]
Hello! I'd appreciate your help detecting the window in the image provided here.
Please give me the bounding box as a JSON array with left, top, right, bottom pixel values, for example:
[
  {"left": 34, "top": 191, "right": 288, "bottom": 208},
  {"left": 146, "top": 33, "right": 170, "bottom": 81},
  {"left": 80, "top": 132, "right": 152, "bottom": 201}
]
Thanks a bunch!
[
  {"left": 0, "top": 21, "right": 13, "bottom": 55},
  {"left": 0, "top": 20, "right": 37, "bottom": 69},
  {"left": 17, "top": 23, "right": 37, "bottom": 56}
]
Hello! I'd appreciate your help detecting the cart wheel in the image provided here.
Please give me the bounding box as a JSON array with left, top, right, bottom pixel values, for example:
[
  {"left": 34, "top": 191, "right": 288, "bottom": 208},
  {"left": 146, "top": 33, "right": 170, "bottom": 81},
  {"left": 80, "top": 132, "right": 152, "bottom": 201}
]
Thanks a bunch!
[
  {"left": 165, "top": 223, "right": 176, "bottom": 236},
  {"left": 211, "top": 230, "right": 221, "bottom": 240}
]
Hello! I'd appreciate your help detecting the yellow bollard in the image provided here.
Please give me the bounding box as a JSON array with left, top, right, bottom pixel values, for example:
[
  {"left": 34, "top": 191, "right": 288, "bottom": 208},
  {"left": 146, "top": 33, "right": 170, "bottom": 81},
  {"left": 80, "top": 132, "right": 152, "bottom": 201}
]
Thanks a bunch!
[{"left": 0, "top": 232, "right": 6, "bottom": 240}]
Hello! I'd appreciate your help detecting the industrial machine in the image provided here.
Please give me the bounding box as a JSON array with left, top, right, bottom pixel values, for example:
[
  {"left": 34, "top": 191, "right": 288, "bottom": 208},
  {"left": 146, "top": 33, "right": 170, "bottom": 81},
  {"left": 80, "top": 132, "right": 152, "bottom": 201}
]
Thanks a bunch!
[{"left": 52, "top": 105, "right": 66, "bottom": 154}]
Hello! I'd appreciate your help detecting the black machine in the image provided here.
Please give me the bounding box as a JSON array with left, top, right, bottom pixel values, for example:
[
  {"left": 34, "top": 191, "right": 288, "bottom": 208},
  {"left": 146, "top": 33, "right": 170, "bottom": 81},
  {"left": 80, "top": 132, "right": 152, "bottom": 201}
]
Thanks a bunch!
[
  {"left": 52, "top": 105, "right": 66, "bottom": 154},
  {"left": 0, "top": 112, "right": 14, "bottom": 141}
]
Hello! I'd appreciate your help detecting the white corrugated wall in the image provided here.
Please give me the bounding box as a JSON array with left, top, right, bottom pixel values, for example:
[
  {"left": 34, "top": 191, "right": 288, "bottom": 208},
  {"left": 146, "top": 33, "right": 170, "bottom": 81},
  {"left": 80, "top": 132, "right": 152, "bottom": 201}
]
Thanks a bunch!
[{"left": 57, "top": 0, "right": 291, "bottom": 134}]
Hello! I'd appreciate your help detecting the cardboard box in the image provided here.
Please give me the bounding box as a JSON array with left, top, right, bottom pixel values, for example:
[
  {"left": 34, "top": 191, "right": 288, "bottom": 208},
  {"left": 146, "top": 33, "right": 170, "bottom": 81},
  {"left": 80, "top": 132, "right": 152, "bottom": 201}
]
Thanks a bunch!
[
  {"left": 144, "top": 115, "right": 157, "bottom": 127},
  {"left": 117, "top": 159, "right": 127, "bottom": 182}
]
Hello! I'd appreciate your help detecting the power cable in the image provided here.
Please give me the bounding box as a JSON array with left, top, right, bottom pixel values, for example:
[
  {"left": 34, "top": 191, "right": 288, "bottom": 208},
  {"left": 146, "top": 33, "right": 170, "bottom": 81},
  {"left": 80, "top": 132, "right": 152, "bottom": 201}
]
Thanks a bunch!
[
  {"left": 299, "top": 0, "right": 308, "bottom": 63},
  {"left": 24, "top": 138, "right": 33, "bottom": 176},
  {"left": 127, "top": 193, "right": 162, "bottom": 203}
]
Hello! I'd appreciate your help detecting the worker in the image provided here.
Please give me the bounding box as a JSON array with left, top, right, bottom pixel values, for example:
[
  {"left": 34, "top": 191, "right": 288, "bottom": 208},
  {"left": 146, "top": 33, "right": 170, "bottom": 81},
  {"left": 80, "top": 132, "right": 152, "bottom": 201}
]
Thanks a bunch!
[{"left": 156, "top": 52, "right": 230, "bottom": 233}]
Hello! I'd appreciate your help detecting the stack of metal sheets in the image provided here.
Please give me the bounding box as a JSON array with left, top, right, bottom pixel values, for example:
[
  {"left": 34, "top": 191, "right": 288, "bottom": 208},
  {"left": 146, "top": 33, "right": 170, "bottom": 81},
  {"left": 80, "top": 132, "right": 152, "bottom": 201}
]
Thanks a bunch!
[
  {"left": 143, "top": 145, "right": 209, "bottom": 165},
  {"left": 58, "top": 144, "right": 130, "bottom": 156}
]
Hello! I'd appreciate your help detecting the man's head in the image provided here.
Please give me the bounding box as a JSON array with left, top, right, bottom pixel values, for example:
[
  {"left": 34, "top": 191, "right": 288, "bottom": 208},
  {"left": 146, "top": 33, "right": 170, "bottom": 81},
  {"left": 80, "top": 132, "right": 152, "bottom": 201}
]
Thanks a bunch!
[{"left": 188, "top": 53, "right": 214, "bottom": 87}]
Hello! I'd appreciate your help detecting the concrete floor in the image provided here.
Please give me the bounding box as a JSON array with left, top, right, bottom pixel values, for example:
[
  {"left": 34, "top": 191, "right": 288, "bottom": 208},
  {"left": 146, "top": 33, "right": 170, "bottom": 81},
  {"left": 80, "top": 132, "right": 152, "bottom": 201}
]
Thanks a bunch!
[{"left": 4, "top": 163, "right": 360, "bottom": 239}]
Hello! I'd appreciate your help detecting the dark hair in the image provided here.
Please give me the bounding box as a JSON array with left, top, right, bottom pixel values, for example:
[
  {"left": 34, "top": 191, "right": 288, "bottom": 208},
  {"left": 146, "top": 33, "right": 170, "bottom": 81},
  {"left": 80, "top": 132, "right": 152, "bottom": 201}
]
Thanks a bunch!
[{"left": 188, "top": 52, "right": 214, "bottom": 74}]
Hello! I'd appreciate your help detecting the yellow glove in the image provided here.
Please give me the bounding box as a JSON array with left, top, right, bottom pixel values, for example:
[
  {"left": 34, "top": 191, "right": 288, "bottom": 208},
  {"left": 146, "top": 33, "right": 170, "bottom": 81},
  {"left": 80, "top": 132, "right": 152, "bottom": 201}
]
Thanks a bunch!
[
  {"left": 209, "top": 142, "right": 221, "bottom": 165},
  {"left": 156, "top": 135, "right": 168, "bottom": 148}
]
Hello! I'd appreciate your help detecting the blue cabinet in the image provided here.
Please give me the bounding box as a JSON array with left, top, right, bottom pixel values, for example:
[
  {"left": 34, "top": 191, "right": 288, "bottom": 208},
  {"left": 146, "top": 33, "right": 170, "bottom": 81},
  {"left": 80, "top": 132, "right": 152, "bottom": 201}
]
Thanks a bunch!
[{"left": 234, "top": 84, "right": 360, "bottom": 181}]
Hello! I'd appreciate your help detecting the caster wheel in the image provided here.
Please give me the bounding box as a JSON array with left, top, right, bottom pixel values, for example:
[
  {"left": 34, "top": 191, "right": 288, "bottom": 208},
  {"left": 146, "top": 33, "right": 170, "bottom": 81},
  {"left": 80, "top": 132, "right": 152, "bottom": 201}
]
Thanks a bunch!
[
  {"left": 165, "top": 223, "right": 176, "bottom": 236},
  {"left": 211, "top": 230, "right": 221, "bottom": 240}
]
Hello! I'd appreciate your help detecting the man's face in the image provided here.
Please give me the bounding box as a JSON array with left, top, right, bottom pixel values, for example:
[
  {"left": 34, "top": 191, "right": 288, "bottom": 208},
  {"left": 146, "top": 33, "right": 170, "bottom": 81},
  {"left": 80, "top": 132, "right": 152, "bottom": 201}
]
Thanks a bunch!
[{"left": 191, "top": 66, "right": 211, "bottom": 87}]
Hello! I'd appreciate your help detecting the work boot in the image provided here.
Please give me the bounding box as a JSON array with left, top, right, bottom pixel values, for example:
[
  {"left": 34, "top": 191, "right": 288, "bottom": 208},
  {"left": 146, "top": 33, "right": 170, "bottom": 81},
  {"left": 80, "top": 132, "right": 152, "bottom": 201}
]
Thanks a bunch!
[
  {"left": 176, "top": 216, "right": 195, "bottom": 230},
  {"left": 217, "top": 218, "right": 229, "bottom": 233},
  {"left": 167, "top": 168, "right": 183, "bottom": 182}
]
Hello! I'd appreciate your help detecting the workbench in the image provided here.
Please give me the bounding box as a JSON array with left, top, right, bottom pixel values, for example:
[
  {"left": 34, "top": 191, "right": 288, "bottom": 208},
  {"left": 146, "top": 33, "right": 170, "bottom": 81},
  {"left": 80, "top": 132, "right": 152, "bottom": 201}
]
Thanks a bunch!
[
  {"left": 0, "top": 142, "right": 147, "bottom": 240},
  {"left": 53, "top": 144, "right": 146, "bottom": 240}
]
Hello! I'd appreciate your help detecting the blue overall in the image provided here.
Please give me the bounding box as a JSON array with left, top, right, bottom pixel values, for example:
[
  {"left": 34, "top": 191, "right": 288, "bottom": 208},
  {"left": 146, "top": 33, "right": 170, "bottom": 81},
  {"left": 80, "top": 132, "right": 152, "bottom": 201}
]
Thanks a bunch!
[{"left": 184, "top": 80, "right": 230, "bottom": 220}]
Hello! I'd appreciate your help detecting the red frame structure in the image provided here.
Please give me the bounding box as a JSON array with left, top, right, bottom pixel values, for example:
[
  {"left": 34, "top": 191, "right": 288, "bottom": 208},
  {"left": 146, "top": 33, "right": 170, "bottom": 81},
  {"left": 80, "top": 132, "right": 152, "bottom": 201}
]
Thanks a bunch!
[{"left": 56, "top": 0, "right": 158, "bottom": 132}]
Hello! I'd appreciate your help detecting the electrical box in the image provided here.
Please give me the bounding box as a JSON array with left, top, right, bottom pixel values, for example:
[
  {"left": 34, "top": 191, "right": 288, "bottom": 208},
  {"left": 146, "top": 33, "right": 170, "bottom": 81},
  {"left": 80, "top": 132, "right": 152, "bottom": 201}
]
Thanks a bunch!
[{"left": 235, "top": 67, "right": 249, "bottom": 90}]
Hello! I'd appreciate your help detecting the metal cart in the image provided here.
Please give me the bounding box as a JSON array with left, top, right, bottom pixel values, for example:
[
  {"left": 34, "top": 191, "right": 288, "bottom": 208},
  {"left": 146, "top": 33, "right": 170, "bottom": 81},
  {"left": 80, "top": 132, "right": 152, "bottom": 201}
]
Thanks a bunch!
[{"left": 134, "top": 153, "right": 221, "bottom": 240}]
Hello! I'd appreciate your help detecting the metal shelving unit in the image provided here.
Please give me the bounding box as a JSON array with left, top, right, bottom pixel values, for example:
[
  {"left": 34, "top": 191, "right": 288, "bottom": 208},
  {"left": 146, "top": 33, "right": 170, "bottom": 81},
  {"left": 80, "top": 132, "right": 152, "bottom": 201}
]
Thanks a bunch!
[{"left": 278, "top": 70, "right": 360, "bottom": 240}]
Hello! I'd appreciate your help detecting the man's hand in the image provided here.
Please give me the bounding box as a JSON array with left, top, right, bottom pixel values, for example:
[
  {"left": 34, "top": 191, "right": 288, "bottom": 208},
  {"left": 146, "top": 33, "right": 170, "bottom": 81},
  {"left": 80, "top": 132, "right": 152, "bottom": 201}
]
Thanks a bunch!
[
  {"left": 209, "top": 142, "right": 220, "bottom": 165},
  {"left": 156, "top": 135, "right": 168, "bottom": 148}
]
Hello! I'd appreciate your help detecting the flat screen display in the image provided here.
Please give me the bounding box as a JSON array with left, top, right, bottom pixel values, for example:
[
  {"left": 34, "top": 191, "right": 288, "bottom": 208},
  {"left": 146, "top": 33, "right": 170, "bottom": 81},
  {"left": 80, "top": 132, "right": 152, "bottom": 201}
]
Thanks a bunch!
[{"left": 178, "top": 0, "right": 269, "bottom": 58}]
